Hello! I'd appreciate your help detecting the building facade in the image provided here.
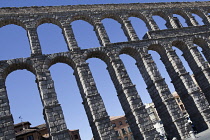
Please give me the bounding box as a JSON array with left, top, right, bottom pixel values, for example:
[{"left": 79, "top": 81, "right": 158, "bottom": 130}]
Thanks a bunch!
[
  {"left": 110, "top": 116, "right": 134, "bottom": 140},
  {"left": 15, "top": 122, "right": 81, "bottom": 140}
]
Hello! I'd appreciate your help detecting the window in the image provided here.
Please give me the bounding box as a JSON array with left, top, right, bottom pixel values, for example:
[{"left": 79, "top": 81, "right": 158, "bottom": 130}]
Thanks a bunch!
[
  {"left": 125, "top": 120, "right": 128, "bottom": 123},
  {"left": 27, "top": 135, "right": 34, "bottom": 140},
  {"left": 74, "top": 134, "right": 79, "bottom": 139},
  {"left": 121, "top": 128, "right": 127, "bottom": 135},
  {"left": 112, "top": 123, "right": 116, "bottom": 127},
  {"left": 115, "top": 131, "right": 120, "bottom": 137},
  {"left": 128, "top": 127, "right": 132, "bottom": 133},
  {"left": 176, "top": 98, "right": 181, "bottom": 103},
  {"left": 119, "top": 121, "right": 123, "bottom": 125},
  {"left": 180, "top": 104, "right": 185, "bottom": 111},
  {"left": 124, "top": 136, "right": 128, "bottom": 140}
]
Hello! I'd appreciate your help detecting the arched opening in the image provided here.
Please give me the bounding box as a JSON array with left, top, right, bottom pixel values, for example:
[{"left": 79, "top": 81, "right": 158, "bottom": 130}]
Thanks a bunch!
[
  {"left": 0, "top": 24, "right": 30, "bottom": 60},
  {"left": 152, "top": 15, "right": 167, "bottom": 30},
  {"left": 119, "top": 47, "right": 169, "bottom": 137},
  {"left": 87, "top": 58, "right": 124, "bottom": 117},
  {"left": 37, "top": 23, "right": 68, "bottom": 54},
  {"left": 102, "top": 18, "right": 127, "bottom": 43},
  {"left": 149, "top": 45, "right": 209, "bottom": 132},
  {"left": 128, "top": 17, "right": 148, "bottom": 39},
  {"left": 49, "top": 63, "right": 92, "bottom": 140},
  {"left": 172, "top": 41, "right": 210, "bottom": 104},
  {"left": 172, "top": 46, "right": 193, "bottom": 75},
  {"left": 193, "top": 38, "right": 210, "bottom": 64},
  {"left": 148, "top": 50, "right": 175, "bottom": 92},
  {"left": 6, "top": 70, "right": 44, "bottom": 128},
  {"left": 172, "top": 14, "right": 188, "bottom": 27},
  {"left": 71, "top": 20, "right": 100, "bottom": 49},
  {"left": 119, "top": 54, "right": 152, "bottom": 104},
  {"left": 192, "top": 13, "right": 204, "bottom": 26}
]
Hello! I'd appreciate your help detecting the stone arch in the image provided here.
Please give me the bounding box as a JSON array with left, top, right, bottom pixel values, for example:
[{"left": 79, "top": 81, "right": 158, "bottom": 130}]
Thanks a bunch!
[
  {"left": 0, "top": 59, "right": 41, "bottom": 140},
  {"left": 171, "top": 10, "right": 193, "bottom": 26},
  {"left": 191, "top": 9, "right": 206, "bottom": 25},
  {"left": 147, "top": 43, "right": 165, "bottom": 55},
  {"left": 152, "top": 11, "right": 168, "bottom": 20},
  {"left": 151, "top": 11, "right": 168, "bottom": 29},
  {"left": 5, "top": 66, "right": 44, "bottom": 127},
  {"left": 84, "top": 48, "right": 111, "bottom": 66},
  {"left": 192, "top": 37, "right": 210, "bottom": 64},
  {"left": 100, "top": 15, "right": 128, "bottom": 43},
  {"left": 35, "top": 17, "right": 63, "bottom": 29},
  {"left": 126, "top": 12, "right": 150, "bottom": 39},
  {"left": 0, "top": 22, "right": 31, "bottom": 60},
  {"left": 44, "top": 52, "right": 76, "bottom": 70},
  {"left": 0, "top": 18, "right": 26, "bottom": 29},
  {"left": 171, "top": 40, "right": 188, "bottom": 52},
  {"left": 147, "top": 43, "right": 177, "bottom": 92},
  {"left": 100, "top": 13, "right": 123, "bottom": 24},
  {"left": 47, "top": 54, "right": 94, "bottom": 139},
  {"left": 171, "top": 12, "right": 189, "bottom": 27},
  {"left": 193, "top": 36, "right": 209, "bottom": 49},
  {"left": 126, "top": 12, "right": 149, "bottom": 25},
  {"left": 119, "top": 46, "right": 154, "bottom": 102},
  {"left": 37, "top": 19, "right": 69, "bottom": 54},
  {"left": 84, "top": 47, "right": 159, "bottom": 139},
  {"left": 69, "top": 14, "right": 95, "bottom": 26},
  {"left": 119, "top": 46, "right": 140, "bottom": 60},
  {"left": 119, "top": 45, "right": 186, "bottom": 139},
  {"left": 70, "top": 18, "right": 100, "bottom": 49},
  {"left": 2, "top": 58, "right": 35, "bottom": 80}
]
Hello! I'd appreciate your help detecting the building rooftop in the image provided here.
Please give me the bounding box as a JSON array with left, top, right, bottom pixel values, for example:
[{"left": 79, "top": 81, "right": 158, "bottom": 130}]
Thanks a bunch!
[{"left": 110, "top": 115, "right": 125, "bottom": 121}]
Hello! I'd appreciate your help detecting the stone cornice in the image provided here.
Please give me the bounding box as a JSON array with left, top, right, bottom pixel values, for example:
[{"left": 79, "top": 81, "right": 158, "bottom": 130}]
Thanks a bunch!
[{"left": 0, "top": 1, "right": 209, "bottom": 15}]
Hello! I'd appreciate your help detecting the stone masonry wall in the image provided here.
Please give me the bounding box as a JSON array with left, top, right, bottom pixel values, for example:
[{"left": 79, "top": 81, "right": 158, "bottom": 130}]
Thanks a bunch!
[{"left": 0, "top": 1, "right": 210, "bottom": 140}]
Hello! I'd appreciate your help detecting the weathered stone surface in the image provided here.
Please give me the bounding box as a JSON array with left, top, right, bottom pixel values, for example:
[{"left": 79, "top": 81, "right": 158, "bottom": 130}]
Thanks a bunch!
[{"left": 0, "top": 1, "right": 210, "bottom": 140}]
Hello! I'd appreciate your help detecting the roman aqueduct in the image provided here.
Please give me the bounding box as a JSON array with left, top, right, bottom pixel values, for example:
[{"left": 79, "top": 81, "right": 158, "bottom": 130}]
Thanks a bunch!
[{"left": 1, "top": 1, "right": 210, "bottom": 140}]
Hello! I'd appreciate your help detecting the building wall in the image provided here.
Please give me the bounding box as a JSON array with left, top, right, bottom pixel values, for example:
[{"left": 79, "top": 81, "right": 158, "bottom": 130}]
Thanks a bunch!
[{"left": 110, "top": 116, "right": 134, "bottom": 140}]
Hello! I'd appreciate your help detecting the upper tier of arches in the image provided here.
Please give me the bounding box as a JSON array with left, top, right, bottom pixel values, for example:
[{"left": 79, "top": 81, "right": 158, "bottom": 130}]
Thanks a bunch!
[{"left": 0, "top": 2, "right": 210, "bottom": 56}]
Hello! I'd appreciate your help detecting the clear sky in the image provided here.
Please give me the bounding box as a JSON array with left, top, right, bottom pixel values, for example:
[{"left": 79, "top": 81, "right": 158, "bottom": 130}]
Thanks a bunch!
[
  {"left": 0, "top": 0, "right": 209, "bottom": 7},
  {"left": 0, "top": 0, "right": 207, "bottom": 140}
]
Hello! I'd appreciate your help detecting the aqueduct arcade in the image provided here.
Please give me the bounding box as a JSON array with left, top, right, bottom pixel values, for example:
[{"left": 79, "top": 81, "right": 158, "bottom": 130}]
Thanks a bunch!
[{"left": 1, "top": 1, "right": 210, "bottom": 140}]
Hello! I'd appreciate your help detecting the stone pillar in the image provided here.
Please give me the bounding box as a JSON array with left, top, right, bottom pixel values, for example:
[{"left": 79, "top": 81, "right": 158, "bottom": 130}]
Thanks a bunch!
[
  {"left": 196, "top": 10, "right": 210, "bottom": 25},
  {"left": 62, "top": 24, "right": 80, "bottom": 51},
  {"left": 186, "top": 13, "right": 199, "bottom": 26},
  {"left": 159, "top": 45, "right": 210, "bottom": 132},
  {"left": 0, "top": 78, "right": 16, "bottom": 140},
  {"left": 203, "top": 11, "right": 210, "bottom": 25},
  {"left": 165, "top": 15, "right": 175, "bottom": 29},
  {"left": 121, "top": 17, "right": 139, "bottom": 41},
  {"left": 145, "top": 15, "right": 160, "bottom": 31},
  {"left": 200, "top": 41, "right": 210, "bottom": 64},
  {"left": 167, "top": 15, "right": 180, "bottom": 29},
  {"left": 182, "top": 42, "right": 210, "bottom": 104},
  {"left": 27, "top": 27, "right": 42, "bottom": 56},
  {"left": 136, "top": 49, "right": 187, "bottom": 140},
  {"left": 106, "top": 55, "right": 159, "bottom": 140},
  {"left": 93, "top": 20, "right": 110, "bottom": 46},
  {"left": 36, "top": 70, "right": 71, "bottom": 140},
  {"left": 73, "top": 61, "right": 116, "bottom": 140}
]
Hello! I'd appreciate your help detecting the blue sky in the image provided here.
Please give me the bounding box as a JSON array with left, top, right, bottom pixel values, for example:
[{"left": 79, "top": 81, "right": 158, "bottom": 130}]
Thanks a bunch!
[
  {"left": 0, "top": 0, "right": 209, "bottom": 7},
  {"left": 0, "top": 0, "right": 207, "bottom": 140}
]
